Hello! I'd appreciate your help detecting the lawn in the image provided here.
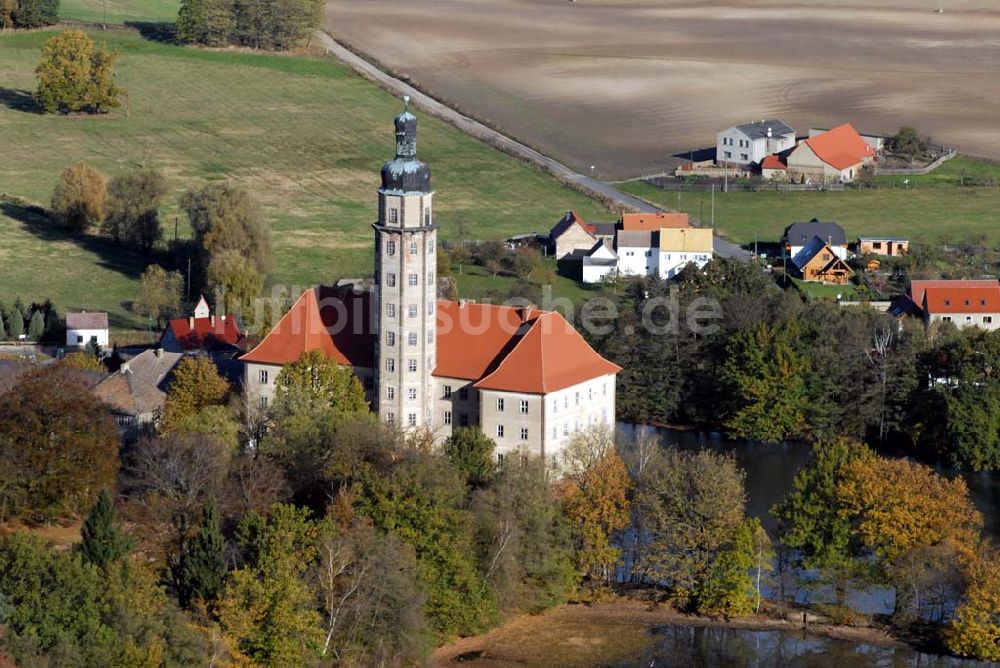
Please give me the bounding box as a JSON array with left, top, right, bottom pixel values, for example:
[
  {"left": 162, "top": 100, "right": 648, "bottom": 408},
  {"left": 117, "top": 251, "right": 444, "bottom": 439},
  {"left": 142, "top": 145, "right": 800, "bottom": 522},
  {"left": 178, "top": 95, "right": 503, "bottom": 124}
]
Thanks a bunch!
[
  {"left": 620, "top": 157, "right": 1000, "bottom": 249},
  {"left": 60, "top": 0, "right": 180, "bottom": 25},
  {"left": 0, "top": 28, "right": 607, "bottom": 328}
]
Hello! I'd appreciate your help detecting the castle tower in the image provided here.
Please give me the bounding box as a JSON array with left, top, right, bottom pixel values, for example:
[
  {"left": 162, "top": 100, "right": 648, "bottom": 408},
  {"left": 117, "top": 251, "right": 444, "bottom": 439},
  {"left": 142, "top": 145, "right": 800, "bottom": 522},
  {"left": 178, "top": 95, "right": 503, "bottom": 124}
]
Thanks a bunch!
[{"left": 374, "top": 98, "right": 437, "bottom": 430}]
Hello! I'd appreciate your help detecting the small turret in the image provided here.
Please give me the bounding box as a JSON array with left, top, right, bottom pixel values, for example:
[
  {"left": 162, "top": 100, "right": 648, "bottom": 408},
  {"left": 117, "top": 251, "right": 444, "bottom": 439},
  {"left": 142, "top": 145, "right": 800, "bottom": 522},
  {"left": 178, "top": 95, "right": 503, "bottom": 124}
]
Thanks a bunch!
[{"left": 380, "top": 96, "right": 432, "bottom": 194}]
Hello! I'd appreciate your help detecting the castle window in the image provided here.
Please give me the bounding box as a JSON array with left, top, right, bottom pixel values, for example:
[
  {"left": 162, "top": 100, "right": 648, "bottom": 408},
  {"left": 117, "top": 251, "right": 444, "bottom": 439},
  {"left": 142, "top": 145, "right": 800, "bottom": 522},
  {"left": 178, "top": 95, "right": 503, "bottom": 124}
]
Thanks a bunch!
[
  {"left": 408, "top": 305, "right": 418, "bottom": 318},
  {"left": 552, "top": 426, "right": 557, "bottom": 439},
  {"left": 386, "top": 303, "right": 396, "bottom": 318},
  {"left": 386, "top": 359, "right": 395, "bottom": 372},
  {"left": 410, "top": 241, "right": 417, "bottom": 255},
  {"left": 386, "top": 386, "right": 395, "bottom": 399},
  {"left": 386, "top": 273, "right": 396, "bottom": 287},
  {"left": 424, "top": 207, "right": 431, "bottom": 225},
  {"left": 408, "top": 332, "right": 418, "bottom": 346},
  {"left": 496, "top": 397, "right": 505, "bottom": 412},
  {"left": 409, "top": 274, "right": 418, "bottom": 286},
  {"left": 387, "top": 332, "right": 395, "bottom": 346},
  {"left": 389, "top": 208, "right": 398, "bottom": 224},
  {"left": 428, "top": 331, "right": 434, "bottom": 343},
  {"left": 444, "top": 410, "right": 452, "bottom": 425},
  {"left": 408, "top": 413, "right": 417, "bottom": 427},
  {"left": 386, "top": 239, "right": 396, "bottom": 256},
  {"left": 496, "top": 424, "right": 504, "bottom": 439},
  {"left": 408, "top": 387, "right": 417, "bottom": 400},
  {"left": 427, "top": 271, "right": 434, "bottom": 285},
  {"left": 562, "top": 423, "right": 568, "bottom": 436},
  {"left": 427, "top": 302, "right": 433, "bottom": 316},
  {"left": 429, "top": 239, "right": 435, "bottom": 254},
  {"left": 408, "top": 359, "right": 417, "bottom": 373},
  {"left": 985, "top": 316, "right": 994, "bottom": 324},
  {"left": 497, "top": 452, "right": 505, "bottom": 466},
  {"left": 259, "top": 369, "right": 268, "bottom": 384},
  {"left": 386, "top": 412, "right": 395, "bottom": 425},
  {"left": 260, "top": 396, "right": 268, "bottom": 408},
  {"left": 520, "top": 400, "right": 528, "bottom": 414},
  {"left": 520, "top": 427, "right": 529, "bottom": 441},
  {"left": 444, "top": 385, "right": 452, "bottom": 399}
]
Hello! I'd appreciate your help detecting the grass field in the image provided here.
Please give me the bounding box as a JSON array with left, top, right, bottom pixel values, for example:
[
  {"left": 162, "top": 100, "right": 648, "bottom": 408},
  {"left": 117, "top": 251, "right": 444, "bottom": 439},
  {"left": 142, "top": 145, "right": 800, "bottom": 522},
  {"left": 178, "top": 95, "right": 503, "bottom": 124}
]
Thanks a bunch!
[
  {"left": 59, "top": 0, "right": 179, "bottom": 25},
  {"left": 620, "top": 157, "right": 1000, "bottom": 249},
  {"left": 0, "top": 28, "right": 607, "bottom": 328}
]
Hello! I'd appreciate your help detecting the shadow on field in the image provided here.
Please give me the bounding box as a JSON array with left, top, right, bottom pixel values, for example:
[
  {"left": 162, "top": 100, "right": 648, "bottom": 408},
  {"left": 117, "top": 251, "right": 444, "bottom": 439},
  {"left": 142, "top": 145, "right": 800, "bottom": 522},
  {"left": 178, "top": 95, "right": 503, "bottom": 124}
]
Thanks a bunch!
[
  {"left": 672, "top": 147, "right": 715, "bottom": 163},
  {"left": 1, "top": 202, "right": 150, "bottom": 281},
  {"left": 125, "top": 21, "right": 179, "bottom": 45},
  {"left": 0, "top": 88, "right": 43, "bottom": 114}
]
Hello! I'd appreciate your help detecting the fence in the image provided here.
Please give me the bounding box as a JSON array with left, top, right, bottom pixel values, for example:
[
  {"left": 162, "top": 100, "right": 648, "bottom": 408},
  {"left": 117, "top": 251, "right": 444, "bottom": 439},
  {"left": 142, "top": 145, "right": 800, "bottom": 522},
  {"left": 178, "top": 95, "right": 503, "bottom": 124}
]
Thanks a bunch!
[
  {"left": 875, "top": 148, "right": 958, "bottom": 176},
  {"left": 641, "top": 176, "right": 844, "bottom": 193}
]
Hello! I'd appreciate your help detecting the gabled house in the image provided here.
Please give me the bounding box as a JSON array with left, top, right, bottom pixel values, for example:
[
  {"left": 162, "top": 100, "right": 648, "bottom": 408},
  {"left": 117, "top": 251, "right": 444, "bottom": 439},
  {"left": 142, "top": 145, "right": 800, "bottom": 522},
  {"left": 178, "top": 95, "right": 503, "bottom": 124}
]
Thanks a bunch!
[
  {"left": 66, "top": 311, "right": 109, "bottom": 348},
  {"left": 92, "top": 348, "right": 185, "bottom": 437},
  {"left": 559, "top": 239, "right": 618, "bottom": 284},
  {"left": 717, "top": 119, "right": 796, "bottom": 166},
  {"left": 658, "top": 228, "right": 714, "bottom": 279},
  {"left": 161, "top": 295, "right": 242, "bottom": 354},
  {"left": 858, "top": 237, "right": 909, "bottom": 257},
  {"left": 783, "top": 219, "right": 848, "bottom": 260},
  {"left": 788, "top": 236, "right": 854, "bottom": 284},
  {"left": 899, "top": 280, "right": 1000, "bottom": 330},
  {"left": 785, "top": 123, "right": 876, "bottom": 183},
  {"left": 614, "top": 229, "right": 657, "bottom": 277},
  {"left": 546, "top": 210, "right": 597, "bottom": 259}
]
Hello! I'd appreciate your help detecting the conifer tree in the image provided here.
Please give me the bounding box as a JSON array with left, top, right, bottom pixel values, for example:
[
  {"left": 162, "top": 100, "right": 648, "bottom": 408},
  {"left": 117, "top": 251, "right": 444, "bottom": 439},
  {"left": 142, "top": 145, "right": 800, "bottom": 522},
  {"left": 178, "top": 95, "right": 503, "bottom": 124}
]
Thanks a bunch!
[
  {"left": 27, "top": 310, "right": 45, "bottom": 341},
  {"left": 180, "top": 495, "right": 227, "bottom": 608},
  {"left": 79, "top": 489, "right": 134, "bottom": 569},
  {"left": 0, "top": 312, "right": 6, "bottom": 341},
  {"left": 9, "top": 308, "right": 24, "bottom": 340}
]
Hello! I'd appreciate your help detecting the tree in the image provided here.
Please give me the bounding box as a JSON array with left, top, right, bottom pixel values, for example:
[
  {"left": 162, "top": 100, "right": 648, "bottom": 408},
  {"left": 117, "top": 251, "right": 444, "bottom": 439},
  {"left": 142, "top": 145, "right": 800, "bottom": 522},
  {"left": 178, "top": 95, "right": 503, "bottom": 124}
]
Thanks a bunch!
[
  {"left": 0, "top": 310, "right": 6, "bottom": 340},
  {"left": 35, "top": 30, "right": 120, "bottom": 114},
  {"left": 26, "top": 309, "right": 44, "bottom": 341},
  {"left": 0, "top": 0, "right": 17, "bottom": 29},
  {"left": 51, "top": 162, "right": 106, "bottom": 232},
  {"left": 274, "top": 349, "right": 368, "bottom": 417},
  {"left": 163, "top": 355, "right": 230, "bottom": 429},
  {"left": 177, "top": 0, "right": 234, "bottom": 46},
  {"left": 135, "top": 264, "right": 184, "bottom": 328},
  {"left": 443, "top": 427, "right": 497, "bottom": 489},
  {"left": 10, "top": 0, "right": 58, "bottom": 28},
  {"left": 231, "top": 0, "right": 322, "bottom": 50},
  {"left": 61, "top": 350, "right": 105, "bottom": 371},
  {"left": 947, "top": 547, "right": 1000, "bottom": 662},
  {"left": 79, "top": 489, "right": 134, "bottom": 569},
  {"left": 102, "top": 167, "right": 168, "bottom": 251},
  {"left": 218, "top": 504, "right": 325, "bottom": 664},
  {"left": 0, "top": 365, "right": 119, "bottom": 522},
  {"left": 890, "top": 126, "right": 926, "bottom": 164},
  {"left": 178, "top": 494, "right": 227, "bottom": 609},
  {"left": 8, "top": 306, "right": 24, "bottom": 340}
]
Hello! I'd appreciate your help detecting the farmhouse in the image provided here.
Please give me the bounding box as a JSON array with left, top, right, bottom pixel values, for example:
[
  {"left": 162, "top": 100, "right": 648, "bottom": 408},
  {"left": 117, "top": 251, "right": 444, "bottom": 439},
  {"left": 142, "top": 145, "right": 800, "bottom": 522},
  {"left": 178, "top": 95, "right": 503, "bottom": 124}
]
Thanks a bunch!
[
  {"left": 717, "top": 119, "right": 796, "bottom": 166},
  {"left": 899, "top": 280, "right": 1000, "bottom": 331},
  {"left": 66, "top": 311, "right": 109, "bottom": 348},
  {"left": 92, "top": 348, "right": 184, "bottom": 437},
  {"left": 783, "top": 220, "right": 847, "bottom": 260},
  {"left": 243, "top": 106, "right": 620, "bottom": 463},
  {"left": 558, "top": 239, "right": 618, "bottom": 284},
  {"left": 546, "top": 210, "right": 596, "bottom": 259},
  {"left": 787, "top": 236, "right": 854, "bottom": 285},
  {"left": 785, "top": 123, "right": 876, "bottom": 183}
]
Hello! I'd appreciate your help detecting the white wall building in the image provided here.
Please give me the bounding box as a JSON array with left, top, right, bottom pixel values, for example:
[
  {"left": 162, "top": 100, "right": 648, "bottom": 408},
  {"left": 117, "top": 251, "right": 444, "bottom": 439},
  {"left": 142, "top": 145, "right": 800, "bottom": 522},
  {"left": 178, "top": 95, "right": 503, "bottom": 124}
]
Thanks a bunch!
[
  {"left": 66, "top": 312, "right": 109, "bottom": 348},
  {"left": 717, "top": 119, "right": 796, "bottom": 166}
]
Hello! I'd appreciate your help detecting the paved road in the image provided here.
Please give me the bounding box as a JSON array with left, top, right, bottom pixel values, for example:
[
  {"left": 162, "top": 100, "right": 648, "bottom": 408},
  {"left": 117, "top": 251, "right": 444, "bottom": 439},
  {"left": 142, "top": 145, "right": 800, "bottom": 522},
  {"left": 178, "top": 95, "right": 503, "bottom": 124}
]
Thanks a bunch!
[{"left": 315, "top": 31, "right": 750, "bottom": 261}]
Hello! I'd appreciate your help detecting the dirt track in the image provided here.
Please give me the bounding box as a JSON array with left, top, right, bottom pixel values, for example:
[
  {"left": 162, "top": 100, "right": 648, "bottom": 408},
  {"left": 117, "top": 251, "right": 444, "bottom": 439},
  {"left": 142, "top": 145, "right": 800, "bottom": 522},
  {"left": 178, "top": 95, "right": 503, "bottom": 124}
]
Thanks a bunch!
[{"left": 325, "top": 0, "right": 1000, "bottom": 179}]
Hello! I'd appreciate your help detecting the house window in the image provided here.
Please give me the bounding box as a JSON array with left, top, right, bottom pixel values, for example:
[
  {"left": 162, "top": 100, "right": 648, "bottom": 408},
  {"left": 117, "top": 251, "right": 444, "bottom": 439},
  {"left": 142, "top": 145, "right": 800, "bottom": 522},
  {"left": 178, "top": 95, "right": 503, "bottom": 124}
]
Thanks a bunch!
[
  {"left": 496, "top": 397, "right": 505, "bottom": 412},
  {"left": 77, "top": 335, "right": 84, "bottom": 343},
  {"left": 822, "top": 254, "right": 830, "bottom": 261},
  {"left": 520, "top": 427, "right": 529, "bottom": 441},
  {"left": 408, "top": 413, "right": 417, "bottom": 427},
  {"left": 562, "top": 423, "right": 568, "bottom": 436},
  {"left": 603, "top": 383, "right": 607, "bottom": 396},
  {"left": 496, "top": 424, "right": 505, "bottom": 439},
  {"left": 965, "top": 299, "right": 972, "bottom": 307},
  {"left": 575, "top": 392, "right": 580, "bottom": 405},
  {"left": 520, "top": 400, "right": 528, "bottom": 414},
  {"left": 873, "top": 242, "right": 881, "bottom": 249},
  {"left": 428, "top": 331, "right": 434, "bottom": 343},
  {"left": 942, "top": 316, "right": 952, "bottom": 323},
  {"left": 386, "top": 386, "right": 395, "bottom": 399},
  {"left": 966, "top": 316, "right": 973, "bottom": 323},
  {"left": 259, "top": 369, "right": 269, "bottom": 384},
  {"left": 260, "top": 396, "right": 268, "bottom": 408},
  {"left": 429, "top": 239, "right": 435, "bottom": 254},
  {"left": 553, "top": 425, "right": 557, "bottom": 439},
  {"left": 409, "top": 274, "right": 418, "bottom": 286},
  {"left": 444, "top": 385, "right": 452, "bottom": 398},
  {"left": 409, "top": 241, "right": 417, "bottom": 255},
  {"left": 386, "top": 303, "right": 396, "bottom": 318},
  {"left": 386, "top": 359, "right": 395, "bottom": 372},
  {"left": 386, "top": 412, "right": 395, "bottom": 425},
  {"left": 588, "top": 388, "right": 593, "bottom": 400},
  {"left": 408, "top": 387, "right": 417, "bottom": 400},
  {"left": 724, "top": 151, "right": 732, "bottom": 159},
  {"left": 424, "top": 208, "right": 431, "bottom": 225},
  {"left": 459, "top": 388, "right": 469, "bottom": 401},
  {"left": 564, "top": 396, "right": 568, "bottom": 408},
  {"left": 460, "top": 413, "right": 469, "bottom": 426},
  {"left": 389, "top": 208, "right": 398, "bottom": 224},
  {"left": 427, "top": 271, "right": 434, "bottom": 284},
  {"left": 945, "top": 299, "right": 952, "bottom": 307},
  {"left": 408, "top": 305, "right": 418, "bottom": 318},
  {"left": 740, "top": 153, "right": 748, "bottom": 161},
  {"left": 387, "top": 331, "right": 396, "bottom": 346},
  {"left": 408, "top": 332, "right": 418, "bottom": 346},
  {"left": 364, "top": 377, "right": 374, "bottom": 391},
  {"left": 553, "top": 399, "right": 557, "bottom": 413},
  {"left": 427, "top": 302, "right": 434, "bottom": 316},
  {"left": 386, "top": 273, "right": 396, "bottom": 287},
  {"left": 408, "top": 359, "right": 417, "bottom": 373},
  {"left": 497, "top": 452, "right": 505, "bottom": 466},
  {"left": 444, "top": 410, "right": 452, "bottom": 425},
  {"left": 984, "top": 316, "right": 994, "bottom": 324},
  {"left": 387, "top": 239, "right": 396, "bottom": 255}
]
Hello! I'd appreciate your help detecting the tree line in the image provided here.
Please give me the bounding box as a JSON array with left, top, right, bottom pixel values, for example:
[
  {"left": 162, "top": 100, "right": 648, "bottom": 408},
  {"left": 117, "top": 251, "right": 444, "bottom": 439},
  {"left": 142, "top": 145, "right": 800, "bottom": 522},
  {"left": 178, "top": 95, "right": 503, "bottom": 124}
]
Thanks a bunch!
[
  {"left": 0, "top": 0, "right": 57, "bottom": 29},
  {"left": 589, "top": 258, "right": 1000, "bottom": 471},
  {"left": 176, "top": 0, "right": 323, "bottom": 50},
  {"left": 0, "top": 298, "right": 62, "bottom": 343}
]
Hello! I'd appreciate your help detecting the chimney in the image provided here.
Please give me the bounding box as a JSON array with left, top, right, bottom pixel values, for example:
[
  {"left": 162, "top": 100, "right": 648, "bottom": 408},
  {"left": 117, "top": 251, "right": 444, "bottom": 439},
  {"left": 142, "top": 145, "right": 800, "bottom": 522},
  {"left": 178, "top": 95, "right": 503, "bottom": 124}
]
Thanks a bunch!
[
  {"left": 155, "top": 347, "right": 163, "bottom": 358},
  {"left": 120, "top": 361, "right": 131, "bottom": 373},
  {"left": 211, "top": 315, "right": 216, "bottom": 327},
  {"left": 189, "top": 316, "right": 194, "bottom": 328},
  {"left": 767, "top": 127, "right": 772, "bottom": 138}
]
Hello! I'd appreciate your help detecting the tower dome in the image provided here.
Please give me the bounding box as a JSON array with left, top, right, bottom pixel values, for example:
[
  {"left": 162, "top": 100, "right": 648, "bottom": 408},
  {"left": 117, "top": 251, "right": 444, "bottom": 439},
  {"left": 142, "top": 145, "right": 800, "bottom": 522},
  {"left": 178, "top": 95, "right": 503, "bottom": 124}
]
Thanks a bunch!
[{"left": 380, "top": 96, "right": 432, "bottom": 194}]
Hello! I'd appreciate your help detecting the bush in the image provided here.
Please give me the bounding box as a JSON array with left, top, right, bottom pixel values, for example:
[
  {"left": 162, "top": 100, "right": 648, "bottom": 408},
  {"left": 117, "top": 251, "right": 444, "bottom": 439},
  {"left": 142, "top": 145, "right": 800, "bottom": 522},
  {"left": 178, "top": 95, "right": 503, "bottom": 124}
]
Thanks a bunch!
[
  {"left": 51, "top": 162, "right": 107, "bottom": 232},
  {"left": 35, "top": 30, "right": 121, "bottom": 115}
]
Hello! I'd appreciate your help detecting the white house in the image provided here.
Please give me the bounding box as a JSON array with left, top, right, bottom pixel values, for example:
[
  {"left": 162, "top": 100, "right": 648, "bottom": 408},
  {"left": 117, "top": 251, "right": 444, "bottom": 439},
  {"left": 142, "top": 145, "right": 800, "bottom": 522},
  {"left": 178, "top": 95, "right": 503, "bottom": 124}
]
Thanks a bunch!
[
  {"left": 615, "top": 230, "right": 657, "bottom": 277},
  {"left": 66, "top": 312, "right": 109, "bottom": 348},
  {"left": 657, "top": 228, "right": 714, "bottom": 279},
  {"left": 717, "top": 119, "right": 796, "bottom": 166}
]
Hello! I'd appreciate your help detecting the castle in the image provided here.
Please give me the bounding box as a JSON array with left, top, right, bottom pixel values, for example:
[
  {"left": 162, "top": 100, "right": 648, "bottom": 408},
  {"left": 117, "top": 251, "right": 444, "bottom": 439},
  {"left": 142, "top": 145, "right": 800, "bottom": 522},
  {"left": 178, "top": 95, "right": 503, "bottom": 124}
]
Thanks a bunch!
[{"left": 243, "top": 102, "right": 620, "bottom": 461}]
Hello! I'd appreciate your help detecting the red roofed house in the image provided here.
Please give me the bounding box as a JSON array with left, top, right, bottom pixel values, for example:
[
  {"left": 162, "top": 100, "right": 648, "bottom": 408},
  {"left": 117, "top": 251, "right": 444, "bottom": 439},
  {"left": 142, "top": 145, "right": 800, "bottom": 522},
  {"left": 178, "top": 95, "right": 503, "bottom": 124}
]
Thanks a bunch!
[
  {"left": 547, "top": 210, "right": 597, "bottom": 259},
  {"left": 619, "top": 212, "right": 689, "bottom": 232},
  {"left": 243, "top": 107, "right": 621, "bottom": 463},
  {"left": 908, "top": 280, "right": 1000, "bottom": 331},
  {"left": 161, "top": 295, "right": 242, "bottom": 353},
  {"left": 785, "top": 123, "right": 876, "bottom": 183}
]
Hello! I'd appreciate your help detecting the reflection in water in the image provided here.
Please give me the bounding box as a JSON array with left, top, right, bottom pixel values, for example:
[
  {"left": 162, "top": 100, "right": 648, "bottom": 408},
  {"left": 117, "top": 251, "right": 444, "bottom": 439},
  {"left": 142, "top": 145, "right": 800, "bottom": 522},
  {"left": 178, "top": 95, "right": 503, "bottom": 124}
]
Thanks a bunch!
[{"left": 629, "top": 625, "right": 989, "bottom": 667}]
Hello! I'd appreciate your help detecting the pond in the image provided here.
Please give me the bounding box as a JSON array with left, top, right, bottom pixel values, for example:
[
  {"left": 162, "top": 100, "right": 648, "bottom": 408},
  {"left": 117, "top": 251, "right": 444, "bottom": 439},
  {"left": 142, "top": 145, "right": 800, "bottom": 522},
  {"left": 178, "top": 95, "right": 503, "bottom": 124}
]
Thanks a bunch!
[{"left": 626, "top": 625, "right": 990, "bottom": 667}]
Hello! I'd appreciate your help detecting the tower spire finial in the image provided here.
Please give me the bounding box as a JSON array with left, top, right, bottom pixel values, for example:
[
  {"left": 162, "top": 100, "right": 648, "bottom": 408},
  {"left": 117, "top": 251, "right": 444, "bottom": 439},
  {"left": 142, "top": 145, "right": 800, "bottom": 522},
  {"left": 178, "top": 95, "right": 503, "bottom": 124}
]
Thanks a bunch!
[{"left": 403, "top": 95, "right": 410, "bottom": 112}]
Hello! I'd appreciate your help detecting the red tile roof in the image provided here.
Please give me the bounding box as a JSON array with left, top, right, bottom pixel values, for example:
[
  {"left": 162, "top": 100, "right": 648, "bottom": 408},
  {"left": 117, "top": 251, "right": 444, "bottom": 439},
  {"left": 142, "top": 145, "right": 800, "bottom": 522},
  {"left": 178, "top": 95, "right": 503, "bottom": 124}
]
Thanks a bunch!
[
  {"left": 910, "top": 280, "right": 999, "bottom": 309},
  {"left": 761, "top": 154, "right": 787, "bottom": 170},
  {"left": 801, "top": 123, "right": 875, "bottom": 170},
  {"left": 165, "top": 315, "right": 242, "bottom": 350},
  {"left": 550, "top": 210, "right": 597, "bottom": 238},
  {"left": 620, "top": 212, "right": 689, "bottom": 231},
  {"left": 923, "top": 285, "right": 1000, "bottom": 314},
  {"left": 242, "top": 289, "right": 620, "bottom": 393},
  {"left": 474, "top": 311, "right": 621, "bottom": 393}
]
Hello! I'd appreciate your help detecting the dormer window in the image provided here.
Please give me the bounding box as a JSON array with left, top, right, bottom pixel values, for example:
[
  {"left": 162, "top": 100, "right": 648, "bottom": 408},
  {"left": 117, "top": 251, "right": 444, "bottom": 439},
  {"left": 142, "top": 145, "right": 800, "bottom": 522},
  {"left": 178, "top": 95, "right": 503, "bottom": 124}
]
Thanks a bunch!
[
  {"left": 944, "top": 299, "right": 951, "bottom": 306},
  {"left": 965, "top": 299, "right": 971, "bottom": 306},
  {"left": 389, "top": 208, "right": 398, "bottom": 224}
]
